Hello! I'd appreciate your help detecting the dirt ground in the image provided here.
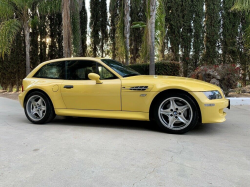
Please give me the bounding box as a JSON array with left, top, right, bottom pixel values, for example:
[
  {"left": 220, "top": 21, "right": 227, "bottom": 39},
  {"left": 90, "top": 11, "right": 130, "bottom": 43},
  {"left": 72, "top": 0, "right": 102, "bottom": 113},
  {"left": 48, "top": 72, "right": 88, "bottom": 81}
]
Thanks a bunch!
[{"left": 0, "top": 91, "right": 20, "bottom": 101}]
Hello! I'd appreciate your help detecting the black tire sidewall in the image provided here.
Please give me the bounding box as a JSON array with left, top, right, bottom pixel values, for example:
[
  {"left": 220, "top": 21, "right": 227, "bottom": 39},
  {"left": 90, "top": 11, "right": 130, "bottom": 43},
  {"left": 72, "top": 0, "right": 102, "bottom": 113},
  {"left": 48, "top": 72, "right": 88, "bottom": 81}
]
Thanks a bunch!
[
  {"left": 24, "top": 91, "right": 53, "bottom": 124},
  {"left": 153, "top": 92, "right": 199, "bottom": 134}
]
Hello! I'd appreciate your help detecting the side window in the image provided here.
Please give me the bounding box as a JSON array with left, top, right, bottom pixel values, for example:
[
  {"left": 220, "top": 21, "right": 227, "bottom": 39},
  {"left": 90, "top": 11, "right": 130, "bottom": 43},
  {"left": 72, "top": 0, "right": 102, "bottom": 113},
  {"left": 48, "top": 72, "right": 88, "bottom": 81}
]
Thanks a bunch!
[
  {"left": 66, "top": 60, "right": 97, "bottom": 80},
  {"left": 97, "top": 64, "right": 117, "bottom": 80},
  {"left": 34, "top": 61, "right": 65, "bottom": 79}
]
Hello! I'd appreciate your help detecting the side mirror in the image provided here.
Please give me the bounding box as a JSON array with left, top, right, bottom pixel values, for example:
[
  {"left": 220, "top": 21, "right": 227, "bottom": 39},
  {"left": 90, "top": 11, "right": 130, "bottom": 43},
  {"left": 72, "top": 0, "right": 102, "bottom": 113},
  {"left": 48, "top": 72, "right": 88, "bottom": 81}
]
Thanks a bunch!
[{"left": 88, "top": 73, "right": 102, "bottom": 84}]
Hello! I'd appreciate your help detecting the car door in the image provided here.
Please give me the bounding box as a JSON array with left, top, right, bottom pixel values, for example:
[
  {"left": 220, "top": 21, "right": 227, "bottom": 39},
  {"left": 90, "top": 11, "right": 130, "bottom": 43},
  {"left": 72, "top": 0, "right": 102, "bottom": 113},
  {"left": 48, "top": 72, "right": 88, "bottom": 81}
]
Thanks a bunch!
[{"left": 60, "top": 60, "right": 121, "bottom": 110}]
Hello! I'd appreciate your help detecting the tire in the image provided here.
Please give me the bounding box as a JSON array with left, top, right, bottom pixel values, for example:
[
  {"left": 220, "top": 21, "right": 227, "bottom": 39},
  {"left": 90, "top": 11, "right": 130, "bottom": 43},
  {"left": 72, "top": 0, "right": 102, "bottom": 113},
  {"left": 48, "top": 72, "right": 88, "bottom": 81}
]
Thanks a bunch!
[
  {"left": 153, "top": 92, "right": 199, "bottom": 134},
  {"left": 24, "top": 91, "right": 56, "bottom": 124}
]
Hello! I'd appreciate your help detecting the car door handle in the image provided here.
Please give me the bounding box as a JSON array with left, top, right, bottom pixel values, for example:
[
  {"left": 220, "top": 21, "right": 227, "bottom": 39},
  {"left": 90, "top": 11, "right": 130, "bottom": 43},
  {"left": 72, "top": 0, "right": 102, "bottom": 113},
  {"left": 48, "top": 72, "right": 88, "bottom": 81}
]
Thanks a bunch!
[{"left": 64, "top": 85, "right": 74, "bottom": 89}]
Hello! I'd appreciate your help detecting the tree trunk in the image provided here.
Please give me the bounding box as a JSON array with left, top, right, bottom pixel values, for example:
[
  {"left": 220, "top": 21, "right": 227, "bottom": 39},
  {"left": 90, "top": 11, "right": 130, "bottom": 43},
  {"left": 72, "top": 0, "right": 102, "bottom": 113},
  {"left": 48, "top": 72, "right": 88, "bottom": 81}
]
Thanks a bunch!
[
  {"left": 101, "top": 38, "right": 104, "bottom": 57},
  {"left": 16, "top": 72, "right": 20, "bottom": 92},
  {"left": 23, "top": 21, "right": 30, "bottom": 75},
  {"left": 124, "top": 0, "right": 130, "bottom": 65},
  {"left": 8, "top": 84, "right": 13, "bottom": 92},
  {"left": 148, "top": 0, "right": 156, "bottom": 75},
  {"left": 62, "top": 0, "right": 72, "bottom": 57}
]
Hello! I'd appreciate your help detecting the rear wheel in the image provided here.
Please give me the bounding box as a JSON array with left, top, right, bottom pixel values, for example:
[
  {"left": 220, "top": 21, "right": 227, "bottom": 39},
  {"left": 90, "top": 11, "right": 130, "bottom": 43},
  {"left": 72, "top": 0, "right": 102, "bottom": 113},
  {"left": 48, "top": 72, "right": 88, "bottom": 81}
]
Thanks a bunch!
[
  {"left": 24, "top": 91, "right": 55, "bottom": 124},
  {"left": 153, "top": 92, "right": 199, "bottom": 134}
]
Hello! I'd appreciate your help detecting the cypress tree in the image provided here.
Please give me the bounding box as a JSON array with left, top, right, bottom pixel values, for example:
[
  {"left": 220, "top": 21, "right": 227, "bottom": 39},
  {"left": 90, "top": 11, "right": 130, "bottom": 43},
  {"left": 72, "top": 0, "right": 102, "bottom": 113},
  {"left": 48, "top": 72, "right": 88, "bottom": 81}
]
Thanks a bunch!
[
  {"left": 192, "top": 0, "right": 204, "bottom": 69},
  {"left": 100, "top": 0, "right": 108, "bottom": 57},
  {"left": 221, "top": 0, "right": 240, "bottom": 64},
  {"left": 39, "top": 15, "right": 48, "bottom": 62},
  {"left": 165, "top": 0, "right": 182, "bottom": 61},
  {"left": 48, "top": 14, "right": 57, "bottom": 60},
  {"left": 130, "top": 0, "right": 146, "bottom": 64},
  {"left": 181, "top": 0, "right": 193, "bottom": 76},
  {"left": 80, "top": 1, "right": 87, "bottom": 56},
  {"left": 109, "top": 0, "right": 121, "bottom": 59},
  {"left": 30, "top": 5, "right": 39, "bottom": 68},
  {"left": 238, "top": 13, "right": 250, "bottom": 86},
  {"left": 203, "top": 0, "right": 221, "bottom": 64},
  {"left": 56, "top": 13, "right": 63, "bottom": 58},
  {"left": 90, "top": 0, "right": 101, "bottom": 57}
]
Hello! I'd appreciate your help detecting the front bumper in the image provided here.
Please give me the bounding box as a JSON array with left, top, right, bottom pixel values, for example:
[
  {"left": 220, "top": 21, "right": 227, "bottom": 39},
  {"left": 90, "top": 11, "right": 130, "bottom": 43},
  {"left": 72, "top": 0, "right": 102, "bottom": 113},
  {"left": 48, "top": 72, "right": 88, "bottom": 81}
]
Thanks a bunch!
[
  {"left": 190, "top": 92, "right": 230, "bottom": 124},
  {"left": 227, "top": 99, "right": 230, "bottom": 109}
]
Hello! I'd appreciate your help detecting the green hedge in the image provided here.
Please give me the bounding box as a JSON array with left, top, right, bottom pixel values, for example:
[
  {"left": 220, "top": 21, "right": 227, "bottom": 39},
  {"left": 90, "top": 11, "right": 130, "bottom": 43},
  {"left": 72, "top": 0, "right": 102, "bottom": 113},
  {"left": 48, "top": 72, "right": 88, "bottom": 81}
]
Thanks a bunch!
[{"left": 128, "top": 61, "right": 180, "bottom": 76}]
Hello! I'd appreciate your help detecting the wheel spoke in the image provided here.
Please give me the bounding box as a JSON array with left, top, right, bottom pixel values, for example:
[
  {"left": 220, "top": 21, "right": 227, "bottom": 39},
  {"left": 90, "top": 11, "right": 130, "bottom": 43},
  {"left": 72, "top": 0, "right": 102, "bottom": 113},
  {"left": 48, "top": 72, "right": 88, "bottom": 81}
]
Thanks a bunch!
[
  {"left": 41, "top": 106, "right": 46, "bottom": 111},
  {"left": 178, "top": 104, "right": 189, "bottom": 113},
  {"left": 31, "top": 101, "right": 36, "bottom": 107},
  {"left": 37, "top": 110, "right": 43, "bottom": 118},
  {"left": 169, "top": 98, "right": 177, "bottom": 110},
  {"left": 177, "top": 115, "right": 189, "bottom": 124},
  {"left": 37, "top": 98, "right": 42, "bottom": 106},
  {"left": 32, "top": 108, "right": 37, "bottom": 115},
  {"left": 160, "top": 108, "right": 172, "bottom": 116},
  {"left": 168, "top": 116, "right": 176, "bottom": 128}
]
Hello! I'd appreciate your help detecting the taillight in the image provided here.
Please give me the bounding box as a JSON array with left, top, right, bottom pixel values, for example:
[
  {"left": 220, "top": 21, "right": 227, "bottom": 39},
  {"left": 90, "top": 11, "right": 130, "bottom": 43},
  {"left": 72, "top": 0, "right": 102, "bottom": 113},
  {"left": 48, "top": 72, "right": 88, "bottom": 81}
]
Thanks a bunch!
[{"left": 22, "top": 85, "right": 23, "bottom": 92}]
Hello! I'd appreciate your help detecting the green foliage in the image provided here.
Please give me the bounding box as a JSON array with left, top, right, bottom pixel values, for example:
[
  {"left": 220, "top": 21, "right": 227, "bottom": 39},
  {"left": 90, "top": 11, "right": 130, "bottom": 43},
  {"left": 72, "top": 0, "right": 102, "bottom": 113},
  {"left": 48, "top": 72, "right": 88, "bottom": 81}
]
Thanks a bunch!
[
  {"left": 38, "top": 0, "right": 61, "bottom": 14},
  {"left": 71, "top": 0, "right": 81, "bottom": 56},
  {"left": 0, "top": 0, "right": 15, "bottom": 19},
  {"left": 165, "top": 0, "right": 182, "bottom": 61},
  {"left": 0, "top": 32, "right": 25, "bottom": 91},
  {"left": 221, "top": 0, "right": 241, "bottom": 64},
  {"left": 90, "top": 0, "right": 108, "bottom": 57},
  {"left": 30, "top": 8, "right": 39, "bottom": 68},
  {"left": 155, "top": 0, "right": 166, "bottom": 61},
  {"left": 129, "top": 61, "right": 180, "bottom": 76},
  {"left": 115, "top": 0, "right": 125, "bottom": 62},
  {"left": 109, "top": 0, "right": 120, "bottom": 59},
  {"left": 48, "top": 13, "right": 63, "bottom": 60},
  {"left": 232, "top": 0, "right": 250, "bottom": 12},
  {"left": 130, "top": 0, "right": 146, "bottom": 64},
  {"left": 192, "top": 0, "right": 204, "bottom": 69},
  {"left": 202, "top": 0, "right": 221, "bottom": 64},
  {"left": 100, "top": 0, "right": 108, "bottom": 57},
  {"left": 131, "top": 21, "right": 146, "bottom": 28},
  {"left": 80, "top": 1, "right": 87, "bottom": 56},
  {"left": 0, "top": 19, "right": 21, "bottom": 57},
  {"left": 180, "top": 0, "right": 192, "bottom": 76},
  {"left": 38, "top": 15, "right": 48, "bottom": 63}
]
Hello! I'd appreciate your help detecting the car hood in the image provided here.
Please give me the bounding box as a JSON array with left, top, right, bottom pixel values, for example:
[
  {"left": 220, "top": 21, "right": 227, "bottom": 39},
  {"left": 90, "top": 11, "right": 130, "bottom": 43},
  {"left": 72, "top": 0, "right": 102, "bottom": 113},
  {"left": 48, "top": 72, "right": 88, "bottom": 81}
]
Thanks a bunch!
[{"left": 122, "top": 75, "right": 221, "bottom": 92}]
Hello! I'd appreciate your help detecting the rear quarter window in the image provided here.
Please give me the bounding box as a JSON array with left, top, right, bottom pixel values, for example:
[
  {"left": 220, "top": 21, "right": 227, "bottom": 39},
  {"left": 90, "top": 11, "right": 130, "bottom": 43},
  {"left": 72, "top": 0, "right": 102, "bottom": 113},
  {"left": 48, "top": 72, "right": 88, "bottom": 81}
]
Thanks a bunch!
[{"left": 34, "top": 61, "right": 65, "bottom": 79}]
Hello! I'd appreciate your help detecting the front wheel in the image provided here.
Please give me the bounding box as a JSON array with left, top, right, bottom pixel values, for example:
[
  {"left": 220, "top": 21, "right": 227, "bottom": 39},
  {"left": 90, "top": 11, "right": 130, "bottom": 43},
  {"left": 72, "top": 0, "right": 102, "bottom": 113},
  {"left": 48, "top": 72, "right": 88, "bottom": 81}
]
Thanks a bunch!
[
  {"left": 153, "top": 93, "right": 199, "bottom": 134},
  {"left": 24, "top": 91, "right": 55, "bottom": 124}
]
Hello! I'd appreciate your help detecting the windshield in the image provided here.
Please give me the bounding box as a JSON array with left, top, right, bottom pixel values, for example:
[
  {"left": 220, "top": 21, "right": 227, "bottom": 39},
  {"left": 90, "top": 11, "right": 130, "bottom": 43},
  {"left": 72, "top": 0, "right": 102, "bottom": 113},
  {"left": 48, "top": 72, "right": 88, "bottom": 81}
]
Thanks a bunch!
[{"left": 101, "top": 59, "right": 140, "bottom": 77}]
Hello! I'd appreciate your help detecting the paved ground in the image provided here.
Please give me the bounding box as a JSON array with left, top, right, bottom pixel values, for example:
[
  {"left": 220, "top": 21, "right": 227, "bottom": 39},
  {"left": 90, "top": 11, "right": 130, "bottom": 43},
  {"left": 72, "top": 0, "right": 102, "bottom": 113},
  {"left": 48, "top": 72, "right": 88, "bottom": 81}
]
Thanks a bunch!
[{"left": 0, "top": 97, "right": 249, "bottom": 187}]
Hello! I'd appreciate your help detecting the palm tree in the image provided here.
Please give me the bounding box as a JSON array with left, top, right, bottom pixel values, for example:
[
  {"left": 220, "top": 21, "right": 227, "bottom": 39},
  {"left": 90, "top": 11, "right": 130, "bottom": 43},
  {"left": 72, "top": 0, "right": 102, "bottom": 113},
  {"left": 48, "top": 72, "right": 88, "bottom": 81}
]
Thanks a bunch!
[{"left": 0, "top": 0, "right": 40, "bottom": 75}]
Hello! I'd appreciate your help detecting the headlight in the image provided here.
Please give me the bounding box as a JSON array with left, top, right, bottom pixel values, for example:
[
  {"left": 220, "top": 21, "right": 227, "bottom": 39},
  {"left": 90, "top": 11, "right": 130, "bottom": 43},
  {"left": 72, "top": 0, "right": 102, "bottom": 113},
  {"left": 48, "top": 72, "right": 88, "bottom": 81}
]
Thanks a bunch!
[{"left": 203, "top": 91, "right": 222, "bottom": 100}]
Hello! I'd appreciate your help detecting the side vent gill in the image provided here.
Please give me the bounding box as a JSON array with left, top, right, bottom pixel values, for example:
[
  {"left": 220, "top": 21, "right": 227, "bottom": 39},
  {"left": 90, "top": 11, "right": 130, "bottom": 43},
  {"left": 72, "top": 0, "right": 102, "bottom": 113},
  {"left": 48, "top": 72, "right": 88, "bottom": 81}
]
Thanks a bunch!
[{"left": 129, "top": 86, "right": 148, "bottom": 91}]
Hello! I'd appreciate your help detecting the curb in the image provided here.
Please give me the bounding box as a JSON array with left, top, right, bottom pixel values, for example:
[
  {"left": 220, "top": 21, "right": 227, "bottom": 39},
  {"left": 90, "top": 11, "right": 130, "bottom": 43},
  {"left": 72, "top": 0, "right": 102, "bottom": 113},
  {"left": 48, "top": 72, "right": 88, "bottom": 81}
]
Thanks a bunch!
[{"left": 226, "top": 98, "right": 250, "bottom": 105}]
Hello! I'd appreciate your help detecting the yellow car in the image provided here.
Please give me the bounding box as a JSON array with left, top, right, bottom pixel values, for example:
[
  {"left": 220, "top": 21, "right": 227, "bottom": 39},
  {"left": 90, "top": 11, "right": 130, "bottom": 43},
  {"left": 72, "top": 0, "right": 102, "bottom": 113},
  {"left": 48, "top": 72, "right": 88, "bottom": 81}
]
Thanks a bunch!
[{"left": 19, "top": 57, "right": 230, "bottom": 134}]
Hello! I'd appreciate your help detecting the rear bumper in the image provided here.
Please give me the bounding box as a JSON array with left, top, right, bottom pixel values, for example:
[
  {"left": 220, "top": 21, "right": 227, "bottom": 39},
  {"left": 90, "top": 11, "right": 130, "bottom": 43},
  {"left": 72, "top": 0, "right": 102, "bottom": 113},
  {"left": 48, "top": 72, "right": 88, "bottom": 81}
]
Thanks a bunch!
[
  {"left": 18, "top": 91, "right": 25, "bottom": 108},
  {"left": 190, "top": 92, "right": 230, "bottom": 124}
]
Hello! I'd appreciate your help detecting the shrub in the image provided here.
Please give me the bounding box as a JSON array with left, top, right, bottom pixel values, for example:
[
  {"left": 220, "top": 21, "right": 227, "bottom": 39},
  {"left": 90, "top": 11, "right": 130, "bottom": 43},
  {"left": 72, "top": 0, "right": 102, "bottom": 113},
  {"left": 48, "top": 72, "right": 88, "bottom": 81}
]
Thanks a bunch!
[
  {"left": 128, "top": 61, "right": 180, "bottom": 76},
  {"left": 190, "top": 64, "right": 240, "bottom": 96}
]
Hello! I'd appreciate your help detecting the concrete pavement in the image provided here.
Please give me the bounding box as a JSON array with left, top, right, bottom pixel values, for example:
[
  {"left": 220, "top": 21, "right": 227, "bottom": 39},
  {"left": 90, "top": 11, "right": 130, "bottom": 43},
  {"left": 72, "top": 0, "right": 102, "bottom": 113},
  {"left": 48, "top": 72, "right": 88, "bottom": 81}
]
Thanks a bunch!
[{"left": 0, "top": 97, "right": 250, "bottom": 187}]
